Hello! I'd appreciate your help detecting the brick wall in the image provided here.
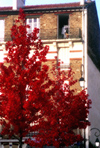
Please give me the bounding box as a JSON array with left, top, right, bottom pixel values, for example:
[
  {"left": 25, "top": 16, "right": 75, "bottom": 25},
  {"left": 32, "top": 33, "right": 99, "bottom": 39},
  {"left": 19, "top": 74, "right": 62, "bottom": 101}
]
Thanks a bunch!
[
  {"left": 3, "top": 11, "right": 82, "bottom": 41},
  {"left": 69, "top": 12, "right": 82, "bottom": 38},
  {"left": 44, "top": 59, "right": 82, "bottom": 92},
  {"left": 4, "top": 145, "right": 18, "bottom": 148},
  {"left": 43, "top": 60, "right": 57, "bottom": 80},
  {"left": 5, "top": 15, "right": 18, "bottom": 41},
  {"left": 4, "top": 13, "right": 58, "bottom": 41},
  {"left": 40, "top": 13, "right": 57, "bottom": 39},
  {"left": 70, "top": 59, "right": 82, "bottom": 92}
]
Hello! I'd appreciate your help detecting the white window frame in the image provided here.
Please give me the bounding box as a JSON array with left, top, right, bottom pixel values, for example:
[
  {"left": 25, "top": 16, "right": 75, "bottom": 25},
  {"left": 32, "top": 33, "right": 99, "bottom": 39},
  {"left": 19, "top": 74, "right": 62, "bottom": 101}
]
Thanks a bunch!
[
  {"left": 0, "top": 19, "right": 5, "bottom": 42},
  {"left": 0, "top": 50, "right": 4, "bottom": 63},
  {"left": 58, "top": 47, "right": 70, "bottom": 70},
  {"left": 26, "top": 18, "right": 40, "bottom": 34}
]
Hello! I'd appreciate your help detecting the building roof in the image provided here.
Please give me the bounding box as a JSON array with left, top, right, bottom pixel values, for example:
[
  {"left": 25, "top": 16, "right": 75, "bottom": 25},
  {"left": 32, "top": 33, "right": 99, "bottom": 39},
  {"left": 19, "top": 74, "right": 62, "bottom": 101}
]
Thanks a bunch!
[
  {"left": 0, "top": 2, "right": 80, "bottom": 11},
  {"left": 0, "top": 7, "right": 12, "bottom": 11},
  {"left": 24, "top": 2, "right": 80, "bottom": 10},
  {"left": 0, "top": 1, "right": 95, "bottom": 15}
]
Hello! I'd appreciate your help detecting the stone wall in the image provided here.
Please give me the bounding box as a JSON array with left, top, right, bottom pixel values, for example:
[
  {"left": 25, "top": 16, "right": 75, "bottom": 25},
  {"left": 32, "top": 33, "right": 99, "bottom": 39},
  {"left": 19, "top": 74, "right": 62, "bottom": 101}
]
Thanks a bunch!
[
  {"left": 69, "top": 12, "right": 82, "bottom": 38},
  {"left": 40, "top": 13, "right": 57, "bottom": 39}
]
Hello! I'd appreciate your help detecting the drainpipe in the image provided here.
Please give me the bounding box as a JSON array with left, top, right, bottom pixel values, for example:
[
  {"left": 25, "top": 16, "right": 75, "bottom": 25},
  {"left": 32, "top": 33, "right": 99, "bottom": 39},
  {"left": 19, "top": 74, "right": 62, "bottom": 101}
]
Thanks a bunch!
[
  {"left": 84, "top": 8, "right": 88, "bottom": 148},
  {"left": 82, "top": 7, "right": 88, "bottom": 148},
  {"left": 84, "top": 7, "right": 88, "bottom": 90}
]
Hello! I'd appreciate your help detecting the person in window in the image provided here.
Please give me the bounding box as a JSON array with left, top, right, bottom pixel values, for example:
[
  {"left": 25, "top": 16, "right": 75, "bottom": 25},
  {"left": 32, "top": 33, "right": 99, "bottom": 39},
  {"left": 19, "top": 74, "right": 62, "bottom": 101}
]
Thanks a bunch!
[
  {"left": 65, "top": 28, "right": 69, "bottom": 39},
  {"left": 61, "top": 26, "right": 65, "bottom": 39}
]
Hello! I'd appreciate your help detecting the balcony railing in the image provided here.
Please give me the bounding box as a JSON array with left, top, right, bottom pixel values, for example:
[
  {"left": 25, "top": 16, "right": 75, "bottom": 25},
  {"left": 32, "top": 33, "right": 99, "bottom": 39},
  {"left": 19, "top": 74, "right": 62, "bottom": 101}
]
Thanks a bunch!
[
  {"left": 40, "top": 27, "right": 82, "bottom": 40},
  {"left": 0, "top": 27, "right": 82, "bottom": 42}
]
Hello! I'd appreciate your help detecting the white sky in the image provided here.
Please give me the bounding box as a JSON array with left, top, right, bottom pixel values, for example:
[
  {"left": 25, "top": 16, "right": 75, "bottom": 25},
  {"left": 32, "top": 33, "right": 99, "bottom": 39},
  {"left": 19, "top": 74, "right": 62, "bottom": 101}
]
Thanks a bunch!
[{"left": 0, "top": 0, "right": 100, "bottom": 24}]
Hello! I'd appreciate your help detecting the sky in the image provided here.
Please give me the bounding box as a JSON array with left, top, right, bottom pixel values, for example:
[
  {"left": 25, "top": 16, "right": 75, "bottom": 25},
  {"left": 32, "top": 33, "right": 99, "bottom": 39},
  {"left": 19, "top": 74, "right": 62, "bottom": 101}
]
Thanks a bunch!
[{"left": 0, "top": 0, "right": 100, "bottom": 25}]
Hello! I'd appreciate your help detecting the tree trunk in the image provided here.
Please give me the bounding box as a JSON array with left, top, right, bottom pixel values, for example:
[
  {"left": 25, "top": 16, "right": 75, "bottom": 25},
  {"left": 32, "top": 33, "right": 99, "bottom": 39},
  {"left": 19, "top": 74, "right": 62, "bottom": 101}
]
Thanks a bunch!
[{"left": 19, "top": 137, "right": 23, "bottom": 148}]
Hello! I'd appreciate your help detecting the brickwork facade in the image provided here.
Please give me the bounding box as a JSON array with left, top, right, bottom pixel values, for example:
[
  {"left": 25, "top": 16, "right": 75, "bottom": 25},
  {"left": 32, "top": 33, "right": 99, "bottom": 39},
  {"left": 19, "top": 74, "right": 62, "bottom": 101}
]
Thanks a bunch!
[
  {"left": 5, "top": 15, "right": 18, "bottom": 41},
  {"left": 40, "top": 13, "right": 57, "bottom": 40},
  {"left": 0, "top": 10, "right": 83, "bottom": 93},
  {"left": 70, "top": 59, "right": 82, "bottom": 92},
  {"left": 69, "top": 12, "right": 82, "bottom": 38},
  {"left": 43, "top": 60, "right": 57, "bottom": 80},
  {"left": 44, "top": 59, "right": 82, "bottom": 92},
  {"left": 1, "top": 11, "right": 83, "bottom": 41},
  {"left": 4, "top": 145, "right": 18, "bottom": 148}
]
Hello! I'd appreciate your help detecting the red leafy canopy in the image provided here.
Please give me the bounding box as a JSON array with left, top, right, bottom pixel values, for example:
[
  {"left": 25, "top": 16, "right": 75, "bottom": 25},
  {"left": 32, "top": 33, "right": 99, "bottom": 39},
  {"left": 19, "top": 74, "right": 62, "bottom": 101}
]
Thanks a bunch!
[
  {"left": 0, "top": 9, "right": 50, "bottom": 138},
  {"left": 32, "top": 70, "right": 91, "bottom": 147},
  {"left": 0, "top": 9, "right": 91, "bottom": 148}
]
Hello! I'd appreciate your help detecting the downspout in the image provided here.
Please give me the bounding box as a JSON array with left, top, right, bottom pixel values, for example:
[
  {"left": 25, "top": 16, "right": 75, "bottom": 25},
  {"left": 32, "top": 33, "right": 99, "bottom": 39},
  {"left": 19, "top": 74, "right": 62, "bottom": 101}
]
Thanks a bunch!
[
  {"left": 57, "top": 15, "right": 59, "bottom": 39},
  {"left": 84, "top": 8, "right": 88, "bottom": 90},
  {"left": 82, "top": 4, "right": 88, "bottom": 147},
  {"left": 84, "top": 8, "right": 89, "bottom": 148}
]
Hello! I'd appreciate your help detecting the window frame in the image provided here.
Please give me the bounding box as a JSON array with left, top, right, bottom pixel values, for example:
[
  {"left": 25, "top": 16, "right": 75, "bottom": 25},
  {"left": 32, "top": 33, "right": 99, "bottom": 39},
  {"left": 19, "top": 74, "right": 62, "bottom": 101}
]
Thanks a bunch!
[
  {"left": 0, "top": 19, "right": 5, "bottom": 42},
  {"left": 57, "top": 14, "right": 69, "bottom": 39},
  {"left": 58, "top": 47, "right": 70, "bottom": 70},
  {"left": 26, "top": 17, "right": 40, "bottom": 34}
]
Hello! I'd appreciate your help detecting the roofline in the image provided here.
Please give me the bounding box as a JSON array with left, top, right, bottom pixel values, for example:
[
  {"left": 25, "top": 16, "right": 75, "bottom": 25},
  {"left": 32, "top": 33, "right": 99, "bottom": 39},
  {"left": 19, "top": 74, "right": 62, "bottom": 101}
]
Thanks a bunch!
[
  {"left": 0, "top": 6, "right": 83, "bottom": 15},
  {"left": 24, "top": 6, "right": 83, "bottom": 14},
  {"left": 0, "top": 1, "right": 95, "bottom": 15}
]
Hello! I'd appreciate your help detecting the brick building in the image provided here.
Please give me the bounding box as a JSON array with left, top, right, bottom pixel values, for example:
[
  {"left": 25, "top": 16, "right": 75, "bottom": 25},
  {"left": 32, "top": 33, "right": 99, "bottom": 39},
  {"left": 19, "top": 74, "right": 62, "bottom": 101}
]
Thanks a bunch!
[{"left": 0, "top": 0, "right": 100, "bottom": 147}]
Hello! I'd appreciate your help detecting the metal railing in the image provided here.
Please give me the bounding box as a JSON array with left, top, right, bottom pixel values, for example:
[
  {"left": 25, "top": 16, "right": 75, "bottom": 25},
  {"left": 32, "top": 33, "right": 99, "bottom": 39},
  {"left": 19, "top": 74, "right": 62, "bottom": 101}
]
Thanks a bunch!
[
  {"left": 40, "top": 27, "right": 82, "bottom": 40},
  {"left": 0, "top": 27, "right": 82, "bottom": 42}
]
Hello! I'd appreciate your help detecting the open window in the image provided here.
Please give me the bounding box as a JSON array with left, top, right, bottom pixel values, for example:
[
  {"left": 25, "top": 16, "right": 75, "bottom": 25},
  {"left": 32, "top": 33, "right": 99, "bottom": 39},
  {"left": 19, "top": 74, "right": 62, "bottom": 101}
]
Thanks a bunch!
[{"left": 58, "top": 15, "right": 69, "bottom": 39}]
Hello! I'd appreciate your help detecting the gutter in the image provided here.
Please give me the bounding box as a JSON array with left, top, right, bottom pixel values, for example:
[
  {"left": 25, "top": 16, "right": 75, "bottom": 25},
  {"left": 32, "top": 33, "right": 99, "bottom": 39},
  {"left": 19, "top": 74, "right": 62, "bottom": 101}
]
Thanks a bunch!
[
  {"left": 0, "top": 6, "right": 84, "bottom": 15},
  {"left": 0, "top": 1, "right": 95, "bottom": 15}
]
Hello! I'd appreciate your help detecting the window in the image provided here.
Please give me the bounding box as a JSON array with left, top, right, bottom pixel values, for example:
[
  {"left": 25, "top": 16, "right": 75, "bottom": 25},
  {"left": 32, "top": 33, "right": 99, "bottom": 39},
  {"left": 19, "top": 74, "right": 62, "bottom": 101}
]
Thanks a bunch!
[
  {"left": 58, "top": 47, "right": 69, "bottom": 70},
  {"left": 58, "top": 15, "right": 69, "bottom": 39},
  {"left": 0, "top": 50, "right": 4, "bottom": 63},
  {"left": 26, "top": 18, "right": 40, "bottom": 34},
  {"left": 0, "top": 20, "right": 5, "bottom": 42}
]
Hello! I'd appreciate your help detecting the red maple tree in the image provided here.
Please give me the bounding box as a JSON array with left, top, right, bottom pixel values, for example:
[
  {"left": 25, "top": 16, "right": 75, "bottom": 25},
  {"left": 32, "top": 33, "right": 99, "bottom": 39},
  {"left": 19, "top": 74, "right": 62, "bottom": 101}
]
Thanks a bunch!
[
  {"left": 0, "top": 9, "right": 91, "bottom": 148},
  {"left": 29, "top": 69, "right": 91, "bottom": 148}
]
